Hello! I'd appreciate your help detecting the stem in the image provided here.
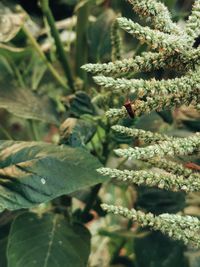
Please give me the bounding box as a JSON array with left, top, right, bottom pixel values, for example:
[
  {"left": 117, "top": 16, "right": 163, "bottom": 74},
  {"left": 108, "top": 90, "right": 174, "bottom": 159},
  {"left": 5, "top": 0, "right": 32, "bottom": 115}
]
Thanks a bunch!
[
  {"left": 40, "top": 0, "right": 74, "bottom": 91},
  {"left": 9, "top": 59, "right": 26, "bottom": 88},
  {"left": 81, "top": 118, "right": 114, "bottom": 220},
  {"left": 90, "top": 139, "right": 105, "bottom": 163},
  {"left": 75, "top": 3, "right": 90, "bottom": 84},
  {"left": 28, "top": 120, "right": 40, "bottom": 141},
  {"left": 0, "top": 125, "right": 13, "bottom": 140},
  {"left": 23, "top": 25, "right": 68, "bottom": 90}
]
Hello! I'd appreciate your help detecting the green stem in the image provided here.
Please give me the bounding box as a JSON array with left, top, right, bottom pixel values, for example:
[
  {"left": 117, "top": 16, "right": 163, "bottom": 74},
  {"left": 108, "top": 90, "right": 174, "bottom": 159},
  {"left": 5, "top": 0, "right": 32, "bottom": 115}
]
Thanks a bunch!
[
  {"left": 40, "top": 0, "right": 74, "bottom": 92},
  {"left": 9, "top": 59, "right": 26, "bottom": 88},
  {"left": 0, "top": 125, "right": 13, "bottom": 140},
  {"left": 28, "top": 120, "right": 40, "bottom": 141},
  {"left": 91, "top": 140, "right": 104, "bottom": 163},
  {"left": 75, "top": 3, "right": 90, "bottom": 84},
  {"left": 81, "top": 122, "right": 112, "bottom": 220},
  {"left": 23, "top": 25, "right": 68, "bottom": 90}
]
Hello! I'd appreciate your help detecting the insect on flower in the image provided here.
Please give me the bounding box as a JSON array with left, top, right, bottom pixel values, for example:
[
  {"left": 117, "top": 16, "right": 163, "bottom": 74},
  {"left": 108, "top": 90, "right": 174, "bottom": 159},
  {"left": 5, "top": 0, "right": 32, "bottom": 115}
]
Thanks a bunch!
[
  {"left": 184, "top": 162, "right": 200, "bottom": 171},
  {"left": 124, "top": 99, "right": 134, "bottom": 118}
]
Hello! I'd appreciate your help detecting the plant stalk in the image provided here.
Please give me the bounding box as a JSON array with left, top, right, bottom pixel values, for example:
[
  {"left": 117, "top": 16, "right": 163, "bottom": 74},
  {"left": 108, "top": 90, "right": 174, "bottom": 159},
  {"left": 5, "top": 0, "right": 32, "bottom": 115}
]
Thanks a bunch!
[
  {"left": 40, "top": 0, "right": 74, "bottom": 92},
  {"left": 0, "top": 125, "right": 13, "bottom": 140},
  {"left": 75, "top": 3, "right": 90, "bottom": 84},
  {"left": 23, "top": 25, "right": 68, "bottom": 89},
  {"left": 28, "top": 120, "right": 40, "bottom": 141}
]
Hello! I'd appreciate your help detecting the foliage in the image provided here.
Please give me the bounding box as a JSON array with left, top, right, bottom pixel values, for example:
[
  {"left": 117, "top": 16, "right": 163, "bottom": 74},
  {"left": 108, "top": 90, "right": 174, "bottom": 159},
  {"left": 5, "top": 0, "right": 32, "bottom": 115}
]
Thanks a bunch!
[{"left": 0, "top": 0, "right": 199, "bottom": 266}]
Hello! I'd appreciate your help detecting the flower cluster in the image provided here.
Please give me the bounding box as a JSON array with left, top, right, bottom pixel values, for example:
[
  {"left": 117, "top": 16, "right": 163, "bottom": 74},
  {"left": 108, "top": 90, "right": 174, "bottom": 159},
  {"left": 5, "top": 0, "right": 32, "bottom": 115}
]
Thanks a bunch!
[
  {"left": 114, "top": 132, "right": 200, "bottom": 160},
  {"left": 101, "top": 204, "right": 200, "bottom": 247},
  {"left": 83, "top": 0, "right": 200, "bottom": 247},
  {"left": 83, "top": 0, "right": 200, "bottom": 119}
]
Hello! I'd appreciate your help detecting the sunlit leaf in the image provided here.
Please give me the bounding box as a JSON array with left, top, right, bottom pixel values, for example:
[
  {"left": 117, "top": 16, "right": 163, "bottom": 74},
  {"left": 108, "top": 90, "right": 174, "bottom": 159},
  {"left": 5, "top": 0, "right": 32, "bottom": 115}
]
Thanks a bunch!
[{"left": 0, "top": 141, "right": 107, "bottom": 212}]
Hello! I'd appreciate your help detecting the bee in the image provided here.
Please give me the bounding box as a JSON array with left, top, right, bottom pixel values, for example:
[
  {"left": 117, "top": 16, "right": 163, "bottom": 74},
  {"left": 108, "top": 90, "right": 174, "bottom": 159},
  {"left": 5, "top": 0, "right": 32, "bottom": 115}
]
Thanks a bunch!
[
  {"left": 124, "top": 99, "right": 135, "bottom": 118},
  {"left": 184, "top": 162, "right": 200, "bottom": 171}
]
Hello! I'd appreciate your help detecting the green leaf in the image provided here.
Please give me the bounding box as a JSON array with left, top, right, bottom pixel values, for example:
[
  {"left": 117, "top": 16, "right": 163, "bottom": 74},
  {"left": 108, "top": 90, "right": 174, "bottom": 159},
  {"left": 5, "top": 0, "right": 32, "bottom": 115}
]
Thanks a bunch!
[
  {"left": 0, "top": 84, "right": 58, "bottom": 124},
  {"left": 7, "top": 212, "right": 91, "bottom": 267},
  {"left": 134, "top": 232, "right": 189, "bottom": 267},
  {"left": 182, "top": 119, "right": 200, "bottom": 131},
  {"left": 69, "top": 91, "right": 95, "bottom": 117},
  {"left": 60, "top": 118, "right": 96, "bottom": 147},
  {"left": 136, "top": 187, "right": 186, "bottom": 215},
  {"left": 0, "top": 141, "right": 108, "bottom": 212},
  {"left": 87, "top": 9, "right": 115, "bottom": 61}
]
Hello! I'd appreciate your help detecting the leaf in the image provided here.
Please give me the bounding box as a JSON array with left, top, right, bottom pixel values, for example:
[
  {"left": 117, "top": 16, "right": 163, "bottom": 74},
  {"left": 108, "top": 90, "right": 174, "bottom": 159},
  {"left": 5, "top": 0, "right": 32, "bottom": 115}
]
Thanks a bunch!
[
  {"left": 134, "top": 112, "right": 165, "bottom": 132},
  {"left": 136, "top": 187, "right": 186, "bottom": 214},
  {"left": 87, "top": 9, "right": 115, "bottom": 61},
  {"left": 0, "top": 141, "right": 108, "bottom": 212},
  {"left": 134, "top": 231, "right": 189, "bottom": 267},
  {"left": 0, "top": 84, "right": 58, "bottom": 124},
  {"left": 0, "top": 10, "right": 25, "bottom": 43},
  {"left": 7, "top": 212, "right": 91, "bottom": 267},
  {"left": 59, "top": 118, "right": 96, "bottom": 147},
  {"left": 69, "top": 91, "right": 96, "bottom": 117}
]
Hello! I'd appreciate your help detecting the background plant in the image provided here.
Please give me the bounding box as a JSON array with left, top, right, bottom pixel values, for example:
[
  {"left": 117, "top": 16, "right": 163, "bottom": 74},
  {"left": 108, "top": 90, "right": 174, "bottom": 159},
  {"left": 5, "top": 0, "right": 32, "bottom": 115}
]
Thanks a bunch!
[{"left": 0, "top": 0, "right": 199, "bottom": 267}]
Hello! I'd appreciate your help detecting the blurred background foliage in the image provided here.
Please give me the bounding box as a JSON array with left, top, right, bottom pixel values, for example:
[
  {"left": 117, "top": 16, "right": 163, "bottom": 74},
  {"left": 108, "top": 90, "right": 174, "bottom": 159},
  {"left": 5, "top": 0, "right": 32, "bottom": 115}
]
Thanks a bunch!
[{"left": 0, "top": 0, "right": 199, "bottom": 267}]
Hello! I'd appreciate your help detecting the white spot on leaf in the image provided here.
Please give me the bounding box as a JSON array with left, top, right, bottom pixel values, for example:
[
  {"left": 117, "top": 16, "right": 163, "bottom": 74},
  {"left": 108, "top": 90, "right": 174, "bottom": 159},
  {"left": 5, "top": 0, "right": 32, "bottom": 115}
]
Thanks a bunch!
[{"left": 41, "top": 178, "right": 46, "bottom": 185}]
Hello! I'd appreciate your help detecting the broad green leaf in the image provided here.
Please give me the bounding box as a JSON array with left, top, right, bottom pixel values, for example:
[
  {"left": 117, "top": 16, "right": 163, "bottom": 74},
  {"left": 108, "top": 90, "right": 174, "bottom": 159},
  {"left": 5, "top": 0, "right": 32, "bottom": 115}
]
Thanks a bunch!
[
  {"left": 7, "top": 212, "right": 91, "bottom": 267},
  {"left": 69, "top": 91, "right": 95, "bottom": 117},
  {"left": 136, "top": 187, "right": 185, "bottom": 214},
  {"left": 183, "top": 119, "right": 200, "bottom": 131},
  {"left": 88, "top": 9, "right": 115, "bottom": 61},
  {"left": 0, "top": 141, "right": 108, "bottom": 212},
  {"left": 60, "top": 118, "right": 96, "bottom": 147},
  {"left": 134, "top": 232, "right": 189, "bottom": 267},
  {"left": 0, "top": 84, "right": 58, "bottom": 124}
]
